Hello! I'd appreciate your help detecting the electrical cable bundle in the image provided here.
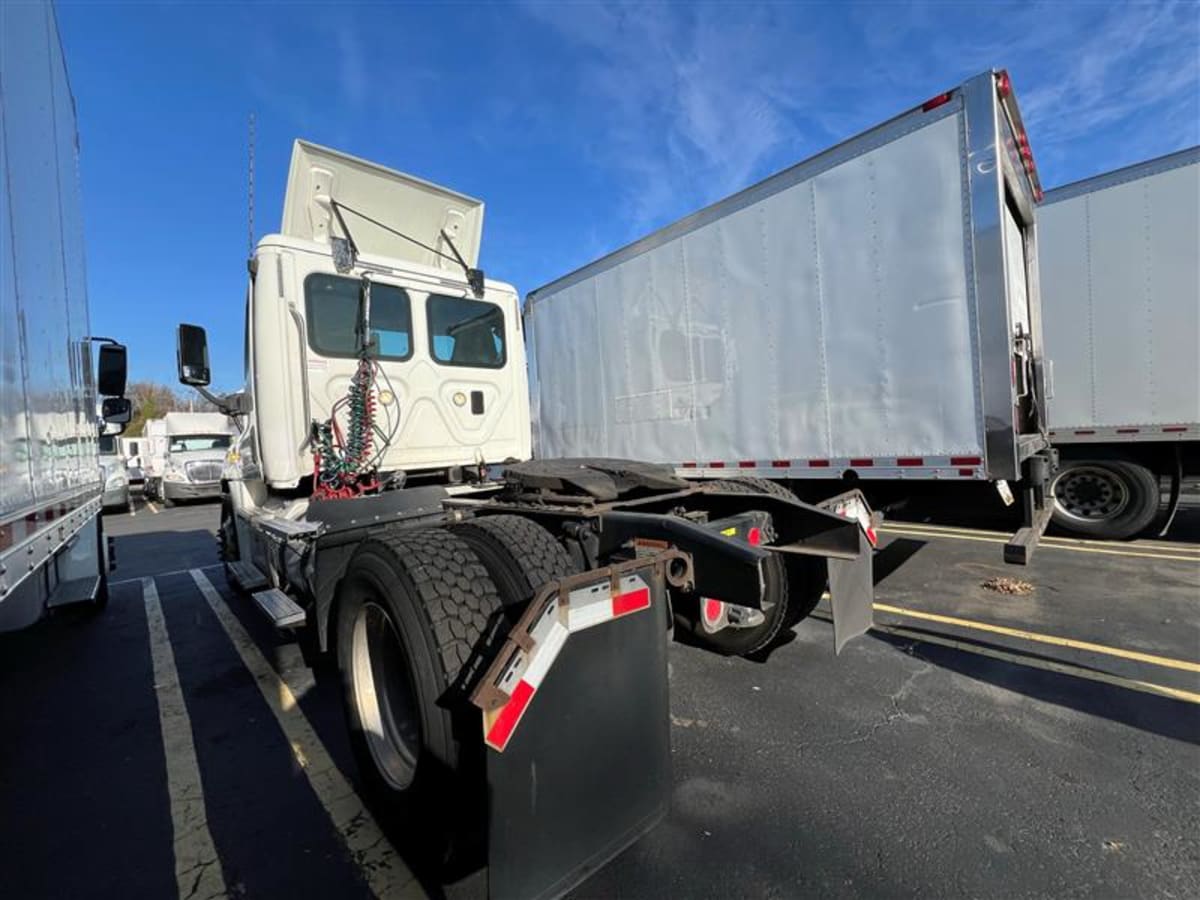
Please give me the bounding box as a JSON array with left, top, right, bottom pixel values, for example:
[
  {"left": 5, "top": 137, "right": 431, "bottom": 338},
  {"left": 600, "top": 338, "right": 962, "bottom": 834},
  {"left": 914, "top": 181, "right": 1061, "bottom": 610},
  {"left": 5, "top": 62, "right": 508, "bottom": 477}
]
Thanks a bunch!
[{"left": 311, "top": 353, "right": 403, "bottom": 501}]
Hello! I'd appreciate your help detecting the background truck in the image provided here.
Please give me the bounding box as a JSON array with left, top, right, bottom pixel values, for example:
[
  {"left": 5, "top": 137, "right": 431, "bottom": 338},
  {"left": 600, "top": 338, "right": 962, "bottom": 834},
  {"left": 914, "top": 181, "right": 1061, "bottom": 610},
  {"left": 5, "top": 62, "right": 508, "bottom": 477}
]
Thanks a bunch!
[
  {"left": 1, "top": 0, "right": 130, "bottom": 631},
  {"left": 176, "top": 139, "right": 876, "bottom": 897},
  {"left": 1038, "top": 147, "right": 1200, "bottom": 539},
  {"left": 98, "top": 433, "right": 131, "bottom": 511},
  {"left": 141, "top": 416, "right": 168, "bottom": 498},
  {"left": 153, "top": 410, "right": 234, "bottom": 505},
  {"left": 527, "top": 69, "right": 1056, "bottom": 564}
]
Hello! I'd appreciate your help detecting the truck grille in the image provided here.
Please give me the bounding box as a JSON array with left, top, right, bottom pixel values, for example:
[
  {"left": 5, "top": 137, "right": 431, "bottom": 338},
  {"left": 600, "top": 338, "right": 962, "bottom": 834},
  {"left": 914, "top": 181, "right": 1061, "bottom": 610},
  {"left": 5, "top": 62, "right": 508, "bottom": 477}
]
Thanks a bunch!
[{"left": 185, "top": 461, "right": 223, "bottom": 483}]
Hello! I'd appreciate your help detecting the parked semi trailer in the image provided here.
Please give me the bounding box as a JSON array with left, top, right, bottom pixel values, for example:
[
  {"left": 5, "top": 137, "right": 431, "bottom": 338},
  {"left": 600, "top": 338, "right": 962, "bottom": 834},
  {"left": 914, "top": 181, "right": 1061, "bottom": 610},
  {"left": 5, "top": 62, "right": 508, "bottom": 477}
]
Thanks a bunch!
[
  {"left": 1038, "top": 147, "right": 1199, "bottom": 539},
  {"left": 175, "top": 140, "right": 876, "bottom": 897},
  {"left": 528, "top": 69, "right": 1056, "bottom": 568},
  {"left": 0, "top": 0, "right": 130, "bottom": 631}
]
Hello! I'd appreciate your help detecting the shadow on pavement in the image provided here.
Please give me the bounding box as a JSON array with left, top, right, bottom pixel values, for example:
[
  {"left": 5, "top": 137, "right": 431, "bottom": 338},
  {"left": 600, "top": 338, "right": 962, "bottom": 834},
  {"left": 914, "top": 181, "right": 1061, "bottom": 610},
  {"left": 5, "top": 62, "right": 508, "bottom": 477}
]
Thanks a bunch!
[
  {"left": 868, "top": 627, "right": 1200, "bottom": 745},
  {"left": 112, "top": 528, "right": 219, "bottom": 579}
]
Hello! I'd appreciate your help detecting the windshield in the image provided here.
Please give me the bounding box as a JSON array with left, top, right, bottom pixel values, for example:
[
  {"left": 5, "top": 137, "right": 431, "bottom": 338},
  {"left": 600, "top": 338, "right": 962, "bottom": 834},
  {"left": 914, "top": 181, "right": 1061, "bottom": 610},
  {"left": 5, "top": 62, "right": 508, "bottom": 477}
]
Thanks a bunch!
[
  {"left": 169, "top": 434, "right": 231, "bottom": 452},
  {"left": 98, "top": 435, "right": 118, "bottom": 455}
]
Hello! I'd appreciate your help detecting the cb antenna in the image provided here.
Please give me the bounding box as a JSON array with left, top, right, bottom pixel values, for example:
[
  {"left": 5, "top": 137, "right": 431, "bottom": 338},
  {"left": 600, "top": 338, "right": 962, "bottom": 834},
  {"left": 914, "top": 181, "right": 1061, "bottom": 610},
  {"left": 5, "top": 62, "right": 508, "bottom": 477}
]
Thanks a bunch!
[{"left": 247, "top": 111, "right": 256, "bottom": 261}]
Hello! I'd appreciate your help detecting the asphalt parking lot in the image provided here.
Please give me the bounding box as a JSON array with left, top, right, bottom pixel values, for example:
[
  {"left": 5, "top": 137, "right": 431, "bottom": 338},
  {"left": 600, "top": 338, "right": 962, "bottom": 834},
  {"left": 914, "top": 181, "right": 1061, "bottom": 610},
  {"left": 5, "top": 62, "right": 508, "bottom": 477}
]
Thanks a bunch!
[{"left": 1, "top": 494, "right": 1197, "bottom": 899}]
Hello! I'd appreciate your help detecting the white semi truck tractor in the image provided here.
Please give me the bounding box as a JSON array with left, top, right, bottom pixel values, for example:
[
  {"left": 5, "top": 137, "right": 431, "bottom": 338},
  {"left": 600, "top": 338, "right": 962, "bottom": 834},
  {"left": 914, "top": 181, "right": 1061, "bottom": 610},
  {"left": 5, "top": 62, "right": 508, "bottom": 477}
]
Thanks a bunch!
[
  {"left": 1, "top": 0, "right": 131, "bottom": 632},
  {"left": 176, "top": 140, "right": 876, "bottom": 896},
  {"left": 1038, "top": 147, "right": 1199, "bottom": 539}
]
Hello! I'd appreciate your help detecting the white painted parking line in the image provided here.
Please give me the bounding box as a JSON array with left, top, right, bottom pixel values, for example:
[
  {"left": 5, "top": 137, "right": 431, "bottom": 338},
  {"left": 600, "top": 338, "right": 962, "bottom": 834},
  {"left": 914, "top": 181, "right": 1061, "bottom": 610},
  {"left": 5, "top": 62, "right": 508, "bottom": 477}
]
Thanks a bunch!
[
  {"left": 111, "top": 563, "right": 223, "bottom": 587},
  {"left": 142, "top": 577, "right": 229, "bottom": 900},
  {"left": 189, "top": 569, "right": 422, "bottom": 899}
]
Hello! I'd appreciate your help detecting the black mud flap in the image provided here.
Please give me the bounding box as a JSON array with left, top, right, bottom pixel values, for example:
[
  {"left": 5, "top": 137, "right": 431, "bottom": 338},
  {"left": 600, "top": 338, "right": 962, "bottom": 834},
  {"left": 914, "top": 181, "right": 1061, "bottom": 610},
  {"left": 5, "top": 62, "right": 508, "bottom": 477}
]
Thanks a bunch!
[
  {"left": 479, "top": 560, "right": 680, "bottom": 900},
  {"left": 827, "top": 527, "right": 874, "bottom": 653}
]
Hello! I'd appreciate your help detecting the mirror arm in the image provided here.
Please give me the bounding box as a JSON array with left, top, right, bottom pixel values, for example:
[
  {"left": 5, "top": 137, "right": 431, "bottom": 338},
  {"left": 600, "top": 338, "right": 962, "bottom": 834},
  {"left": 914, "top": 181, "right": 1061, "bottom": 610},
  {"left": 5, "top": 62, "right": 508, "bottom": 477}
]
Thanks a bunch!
[{"left": 187, "top": 384, "right": 247, "bottom": 418}]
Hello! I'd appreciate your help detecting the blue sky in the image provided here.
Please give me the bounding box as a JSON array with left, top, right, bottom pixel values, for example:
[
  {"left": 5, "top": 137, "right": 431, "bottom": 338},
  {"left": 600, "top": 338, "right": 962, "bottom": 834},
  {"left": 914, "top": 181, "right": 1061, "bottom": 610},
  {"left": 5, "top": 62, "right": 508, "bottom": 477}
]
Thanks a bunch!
[{"left": 57, "top": 0, "right": 1199, "bottom": 391}]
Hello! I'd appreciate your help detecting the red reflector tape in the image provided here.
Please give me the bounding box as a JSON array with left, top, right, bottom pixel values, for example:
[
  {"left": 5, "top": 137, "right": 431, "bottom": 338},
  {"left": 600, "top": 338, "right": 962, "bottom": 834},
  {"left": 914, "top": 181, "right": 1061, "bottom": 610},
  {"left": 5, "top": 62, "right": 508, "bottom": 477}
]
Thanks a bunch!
[
  {"left": 958, "top": 468, "right": 974, "bottom": 477},
  {"left": 709, "top": 461, "right": 726, "bottom": 469},
  {"left": 1116, "top": 428, "right": 1139, "bottom": 434},
  {"left": 808, "top": 459, "right": 830, "bottom": 468},
  {"left": 772, "top": 459, "right": 790, "bottom": 468},
  {"left": 612, "top": 586, "right": 651, "bottom": 618},
  {"left": 850, "top": 458, "right": 873, "bottom": 467},
  {"left": 896, "top": 457, "right": 923, "bottom": 467},
  {"left": 738, "top": 460, "right": 756, "bottom": 468},
  {"left": 484, "top": 679, "right": 535, "bottom": 752},
  {"left": 1074, "top": 430, "right": 1096, "bottom": 435},
  {"left": 950, "top": 456, "right": 982, "bottom": 466},
  {"left": 681, "top": 461, "right": 697, "bottom": 468},
  {"left": 1163, "top": 426, "right": 1188, "bottom": 433}
]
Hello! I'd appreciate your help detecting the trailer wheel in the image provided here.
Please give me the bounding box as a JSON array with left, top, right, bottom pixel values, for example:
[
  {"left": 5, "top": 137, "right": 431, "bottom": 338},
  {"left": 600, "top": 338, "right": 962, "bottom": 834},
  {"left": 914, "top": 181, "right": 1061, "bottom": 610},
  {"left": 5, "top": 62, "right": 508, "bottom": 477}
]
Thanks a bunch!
[
  {"left": 680, "top": 479, "right": 798, "bottom": 656},
  {"left": 1051, "top": 460, "right": 1159, "bottom": 540},
  {"left": 452, "top": 515, "right": 580, "bottom": 612},
  {"left": 714, "top": 476, "right": 796, "bottom": 501},
  {"left": 335, "top": 528, "right": 503, "bottom": 863}
]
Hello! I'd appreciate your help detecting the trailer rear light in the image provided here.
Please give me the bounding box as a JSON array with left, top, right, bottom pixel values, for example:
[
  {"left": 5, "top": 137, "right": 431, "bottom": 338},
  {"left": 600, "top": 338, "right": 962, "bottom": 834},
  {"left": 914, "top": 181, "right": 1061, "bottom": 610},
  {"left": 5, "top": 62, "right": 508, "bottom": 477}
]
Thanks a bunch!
[
  {"left": 950, "top": 456, "right": 982, "bottom": 466},
  {"left": 921, "top": 91, "right": 953, "bottom": 112},
  {"left": 996, "top": 71, "right": 1012, "bottom": 98},
  {"left": 958, "top": 468, "right": 974, "bottom": 477},
  {"left": 746, "top": 527, "right": 763, "bottom": 546}
]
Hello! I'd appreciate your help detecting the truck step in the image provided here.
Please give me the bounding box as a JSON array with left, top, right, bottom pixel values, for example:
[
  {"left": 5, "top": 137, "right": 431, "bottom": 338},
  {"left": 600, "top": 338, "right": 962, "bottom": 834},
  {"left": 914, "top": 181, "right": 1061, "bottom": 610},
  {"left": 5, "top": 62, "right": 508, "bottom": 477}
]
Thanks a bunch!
[
  {"left": 227, "top": 560, "right": 268, "bottom": 591},
  {"left": 46, "top": 575, "right": 101, "bottom": 609},
  {"left": 252, "top": 588, "right": 306, "bottom": 629}
]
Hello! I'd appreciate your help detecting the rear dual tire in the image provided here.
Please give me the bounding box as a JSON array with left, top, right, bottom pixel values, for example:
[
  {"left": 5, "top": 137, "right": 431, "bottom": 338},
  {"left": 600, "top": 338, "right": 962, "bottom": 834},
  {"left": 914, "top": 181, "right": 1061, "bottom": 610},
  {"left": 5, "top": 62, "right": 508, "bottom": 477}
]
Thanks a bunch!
[{"left": 335, "top": 528, "right": 503, "bottom": 868}]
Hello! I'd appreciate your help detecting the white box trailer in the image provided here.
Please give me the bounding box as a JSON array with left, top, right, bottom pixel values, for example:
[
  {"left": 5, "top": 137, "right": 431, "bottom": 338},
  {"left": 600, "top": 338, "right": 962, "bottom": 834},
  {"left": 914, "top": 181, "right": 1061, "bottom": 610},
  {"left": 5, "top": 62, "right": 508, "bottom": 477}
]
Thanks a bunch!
[
  {"left": 528, "top": 69, "right": 1056, "bottom": 562},
  {"left": 1038, "top": 147, "right": 1200, "bottom": 539},
  {"left": 0, "top": 0, "right": 129, "bottom": 631}
]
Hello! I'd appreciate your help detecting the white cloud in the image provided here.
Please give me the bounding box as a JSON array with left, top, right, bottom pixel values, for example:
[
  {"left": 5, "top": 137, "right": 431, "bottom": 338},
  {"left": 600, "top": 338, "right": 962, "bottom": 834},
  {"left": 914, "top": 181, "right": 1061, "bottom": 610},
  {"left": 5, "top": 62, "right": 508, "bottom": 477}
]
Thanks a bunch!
[{"left": 520, "top": 2, "right": 817, "bottom": 234}]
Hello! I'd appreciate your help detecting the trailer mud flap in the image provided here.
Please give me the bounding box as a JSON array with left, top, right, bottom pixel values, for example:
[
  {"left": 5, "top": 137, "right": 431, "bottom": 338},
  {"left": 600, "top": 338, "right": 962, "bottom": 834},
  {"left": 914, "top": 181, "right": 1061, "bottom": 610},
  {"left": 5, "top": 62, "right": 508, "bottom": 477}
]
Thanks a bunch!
[
  {"left": 827, "top": 527, "right": 874, "bottom": 653},
  {"left": 474, "top": 556, "right": 687, "bottom": 900}
]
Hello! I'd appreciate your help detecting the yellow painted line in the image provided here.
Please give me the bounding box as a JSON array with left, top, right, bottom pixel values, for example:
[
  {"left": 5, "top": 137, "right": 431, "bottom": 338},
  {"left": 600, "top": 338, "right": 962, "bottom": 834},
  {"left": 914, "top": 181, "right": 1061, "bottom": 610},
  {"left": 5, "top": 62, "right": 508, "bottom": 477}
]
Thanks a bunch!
[
  {"left": 883, "top": 518, "right": 1200, "bottom": 554},
  {"left": 882, "top": 521, "right": 1200, "bottom": 555},
  {"left": 874, "top": 602, "right": 1200, "bottom": 674},
  {"left": 189, "top": 569, "right": 423, "bottom": 899},
  {"left": 880, "top": 524, "right": 1200, "bottom": 563},
  {"left": 142, "top": 577, "right": 229, "bottom": 900},
  {"left": 860, "top": 618, "right": 1200, "bottom": 705}
]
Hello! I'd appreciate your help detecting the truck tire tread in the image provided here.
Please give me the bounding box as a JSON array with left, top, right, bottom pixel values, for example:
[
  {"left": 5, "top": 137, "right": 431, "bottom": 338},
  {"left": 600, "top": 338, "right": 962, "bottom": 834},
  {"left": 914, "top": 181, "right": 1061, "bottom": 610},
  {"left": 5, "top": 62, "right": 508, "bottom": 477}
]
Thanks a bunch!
[{"left": 452, "top": 515, "right": 580, "bottom": 610}]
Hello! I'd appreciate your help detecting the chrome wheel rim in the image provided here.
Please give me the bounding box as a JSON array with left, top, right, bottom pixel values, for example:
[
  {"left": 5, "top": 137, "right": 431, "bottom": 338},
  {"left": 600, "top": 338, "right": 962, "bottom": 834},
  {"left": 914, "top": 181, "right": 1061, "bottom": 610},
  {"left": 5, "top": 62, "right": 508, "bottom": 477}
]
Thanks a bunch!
[
  {"left": 1053, "top": 465, "right": 1130, "bottom": 523},
  {"left": 351, "top": 601, "right": 421, "bottom": 791}
]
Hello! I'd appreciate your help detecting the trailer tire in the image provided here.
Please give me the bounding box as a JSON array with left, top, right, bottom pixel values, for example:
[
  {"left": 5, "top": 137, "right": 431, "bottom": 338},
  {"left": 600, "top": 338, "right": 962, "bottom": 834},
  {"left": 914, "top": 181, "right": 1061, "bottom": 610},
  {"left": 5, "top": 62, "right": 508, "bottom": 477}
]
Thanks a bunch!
[
  {"left": 452, "top": 515, "right": 580, "bottom": 613},
  {"left": 1051, "top": 459, "right": 1159, "bottom": 540},
  {"left": 714, "top": 476, "right": 796, "bottom": 501},
  {"left": 334, "top": 528, "right": 503, "bottom": 866},
  {"left": 680, "top": 479, "right": 796, "bottom": 656}
]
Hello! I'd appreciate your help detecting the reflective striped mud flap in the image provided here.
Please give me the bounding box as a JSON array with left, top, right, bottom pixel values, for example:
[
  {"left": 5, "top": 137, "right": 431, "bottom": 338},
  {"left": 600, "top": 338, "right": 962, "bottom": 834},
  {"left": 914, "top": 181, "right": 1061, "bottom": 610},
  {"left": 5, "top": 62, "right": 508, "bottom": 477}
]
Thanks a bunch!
[{"left": 474, "top": 555, "right": 686, "bottom": 900}]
